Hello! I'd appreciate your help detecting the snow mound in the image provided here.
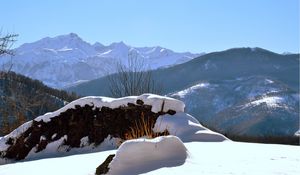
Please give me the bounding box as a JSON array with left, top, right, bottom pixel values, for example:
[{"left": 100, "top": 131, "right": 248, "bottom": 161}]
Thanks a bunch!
[
  {"left": 154, "top": 112, "right": 228, "bottom": 142},
  {"left": 108, "top": 136, "right": 187, "bottom": 175}
]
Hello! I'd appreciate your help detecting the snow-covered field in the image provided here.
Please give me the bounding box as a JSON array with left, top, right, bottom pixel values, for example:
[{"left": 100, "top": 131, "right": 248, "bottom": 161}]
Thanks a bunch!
[{"left": 0, "top": 141, "right": 299, "bottom": 175}]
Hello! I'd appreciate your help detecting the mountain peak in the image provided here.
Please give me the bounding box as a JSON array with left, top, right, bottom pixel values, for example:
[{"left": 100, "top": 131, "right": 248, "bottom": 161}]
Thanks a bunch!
[
  {"left": 93, "top": 42, "right": 104, "bottom": 47},
  {"left": 68, "top": 32, "right": 79, "bottom": 38},
  {"left": 55, "top": 33, "right": 83, "bottom": 42},
  {"left": 109, "top": 41, "right": 128, "bottom": 48},
  {"left": 17, "top": 33, "right": 93, "bottom": 52}
]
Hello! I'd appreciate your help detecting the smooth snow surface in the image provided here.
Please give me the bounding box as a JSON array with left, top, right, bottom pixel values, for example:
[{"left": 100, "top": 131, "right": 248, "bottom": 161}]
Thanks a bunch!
[
  {"left": 153, "top": 112, "right": 227, "bottom": 142},
  {"left": 108, "top": 136, "right": 187, "bottom": 175},
  {"left": 0, "top": 141, "right": 299, "bottom": 175}
]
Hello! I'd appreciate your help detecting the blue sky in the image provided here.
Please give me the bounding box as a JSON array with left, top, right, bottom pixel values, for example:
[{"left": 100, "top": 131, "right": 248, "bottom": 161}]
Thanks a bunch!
[{"left": 1, "top": 0, "right": 299, "bottom": 53}]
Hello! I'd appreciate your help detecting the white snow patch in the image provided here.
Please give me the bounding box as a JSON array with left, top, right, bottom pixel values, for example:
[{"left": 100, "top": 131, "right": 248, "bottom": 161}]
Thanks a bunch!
[
  {"left": 295, "top": 130, "right": 300, "bottom": 137},
  {"left": 57, "top": 46, "right": 73, "bottom": 52},
  {"left": 0, "top": 121, "right": 33, "bottom": 151},
  {"left": 42, "top": 48, "right": 57, "bottom": 53},
  {"left": 137, "top": 94, "right": 184, "bottom": 113},
  {"left": 173, "top": 83, "right": 210, "bottom": 98},
  {"left": 265, "top": 79, "right": 274, "bottom": 84},
  {"left": 98, "top": 49, "right": 112, "bottom": 56},
  {"left": 153, "top": 112, "right": 227, "bottom": 142},
  {"left": 40, "top": 136, "right": 46, "bottom": 141},
  {"left": 0, "top": 134, "right": 120, "bottom": 165},
  {"left": 108, "top": 136, "right": 187, "bottom": 175},
  {"left": 24, "top": 135, "right": 119, "bottom": 162},
  {"left": 80, "top": 136, "right": 89, "bottom": 147},
  {"left": 51, "top": 133, "right": 57, "bottom": 140},
  {"left": 26, "top": 135, "right": 68, "bottom": 160},
  {"left": 245, "top": 96, "right": 286, "bottom": 108}
]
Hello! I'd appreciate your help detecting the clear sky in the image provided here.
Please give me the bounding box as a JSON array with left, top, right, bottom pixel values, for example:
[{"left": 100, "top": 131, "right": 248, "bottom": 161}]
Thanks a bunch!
[{"left": 1, "top": 0, "right": 299, "bottom": 53}]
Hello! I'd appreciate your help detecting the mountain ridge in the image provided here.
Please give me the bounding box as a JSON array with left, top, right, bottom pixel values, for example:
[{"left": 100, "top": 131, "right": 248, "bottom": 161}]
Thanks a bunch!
[
  {"left": 66, "top": 47, "right": 299, "bottom": 96},
  {"left": 0, "top": 33, "right": 202, "bottom": 88}
]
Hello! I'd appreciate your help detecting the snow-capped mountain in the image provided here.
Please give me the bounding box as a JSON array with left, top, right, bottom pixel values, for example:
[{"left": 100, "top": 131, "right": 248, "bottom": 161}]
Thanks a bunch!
[{"left": 0, "top": 33, "right": 201, "bottom": 88}]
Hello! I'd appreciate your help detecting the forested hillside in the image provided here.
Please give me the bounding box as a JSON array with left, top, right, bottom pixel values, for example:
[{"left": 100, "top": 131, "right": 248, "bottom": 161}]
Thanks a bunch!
[{"left": 0, "top": 71, "right": 79, "bottom": 136}]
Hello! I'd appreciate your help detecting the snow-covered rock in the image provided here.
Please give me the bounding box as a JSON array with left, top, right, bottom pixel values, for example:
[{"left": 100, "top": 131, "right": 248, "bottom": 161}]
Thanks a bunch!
[
  {"left": 0, "top": 94, "right": 225, "bottom": 165},
  {"left": 108, "top": 136, "right": 187, "bottom": 175}
]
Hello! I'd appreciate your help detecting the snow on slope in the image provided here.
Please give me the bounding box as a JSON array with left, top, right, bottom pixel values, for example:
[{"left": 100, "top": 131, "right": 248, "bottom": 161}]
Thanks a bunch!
[
  {"left": 0, "top": 33, "right": 202, "bottom": 88},
  {"left": 170, "top": 76, "right": 299, "bottom": 138},
  {"left": 0, "top": 141, "right": 299, "bottom": 175}
]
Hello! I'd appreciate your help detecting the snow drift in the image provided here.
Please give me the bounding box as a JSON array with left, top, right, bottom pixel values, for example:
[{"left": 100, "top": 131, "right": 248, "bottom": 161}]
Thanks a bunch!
[{"left": 107, "top": 136, "right": 187, "bottom": 175}]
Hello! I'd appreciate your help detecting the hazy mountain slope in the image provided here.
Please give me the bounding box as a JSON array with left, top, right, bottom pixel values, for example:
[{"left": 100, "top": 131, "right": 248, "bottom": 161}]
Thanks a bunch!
[
  {"left": 154, "top": 47, "right": 299, "bottom": 93},
  {"left": 67, "top": 47, "right": 299, "bottom": 96},
  {"left": 0, "top": 33, "right": 200, "bottom": 88}
]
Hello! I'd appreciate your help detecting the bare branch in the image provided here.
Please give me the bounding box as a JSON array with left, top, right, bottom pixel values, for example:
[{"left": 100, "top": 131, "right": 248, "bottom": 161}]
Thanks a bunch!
[
  {"left": 0, "top": 33, "right": 18, "bottom": 56},
  {"left": 107, "top": 51, "right": 162, "bottom": 97}
]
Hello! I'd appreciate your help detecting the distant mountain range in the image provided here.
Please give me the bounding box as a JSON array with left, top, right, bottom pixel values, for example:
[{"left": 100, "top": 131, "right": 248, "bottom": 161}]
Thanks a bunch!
[
  {"left": 67, "top": 48, "right": 300, "bottom": 143},
  {"left": 0, "top": 33, "right": 201, "bottom": 88}
]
